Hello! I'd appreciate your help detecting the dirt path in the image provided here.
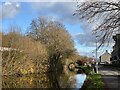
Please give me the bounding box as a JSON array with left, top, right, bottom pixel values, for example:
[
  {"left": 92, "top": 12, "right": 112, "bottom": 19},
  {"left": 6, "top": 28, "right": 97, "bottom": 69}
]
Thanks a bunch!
[{"left": 99, "top": 65, "right": 120, "bottom": 90}]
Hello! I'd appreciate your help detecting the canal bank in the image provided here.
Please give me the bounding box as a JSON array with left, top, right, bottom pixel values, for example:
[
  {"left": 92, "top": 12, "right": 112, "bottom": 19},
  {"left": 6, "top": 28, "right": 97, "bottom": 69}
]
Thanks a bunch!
[{"left": 81, "top": 73, "right": 105, "bottom": 90}]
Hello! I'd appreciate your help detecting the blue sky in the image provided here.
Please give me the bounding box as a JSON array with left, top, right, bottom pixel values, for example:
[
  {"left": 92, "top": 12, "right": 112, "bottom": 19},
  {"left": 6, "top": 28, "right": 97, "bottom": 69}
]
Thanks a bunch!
[{"left": 1, "top": 2, "right": 113, "bottom": 57}]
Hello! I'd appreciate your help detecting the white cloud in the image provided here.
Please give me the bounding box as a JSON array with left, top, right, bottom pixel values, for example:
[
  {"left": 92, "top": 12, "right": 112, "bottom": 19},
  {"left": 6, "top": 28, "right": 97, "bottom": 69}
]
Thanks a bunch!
[
  {"left": 74, "top": 31, "right": 114, "bottom": 49},
  {"left": 0, "top": 2, "right": 20, "bottom": 20},
  {"left": 74, "top": 32, "right": 96, "bottom": 47},
  {"left": 31, "top": 2, "right": 79, "bottom": 24},
  {"left": 4, "top": 2, "right": 12, "bottom": 5}
]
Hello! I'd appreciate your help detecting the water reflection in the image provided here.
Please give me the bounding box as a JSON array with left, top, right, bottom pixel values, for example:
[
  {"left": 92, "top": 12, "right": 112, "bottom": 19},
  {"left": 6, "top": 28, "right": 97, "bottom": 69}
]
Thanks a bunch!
[
  {"left": 75, "top": 74, "right": 86, "bottom": 89},
  {"left": 69, "top": 74, "right": 86, "bottom": 89},
  {"left": 2, "top": 73, "right": 86, "bottom": 89}
]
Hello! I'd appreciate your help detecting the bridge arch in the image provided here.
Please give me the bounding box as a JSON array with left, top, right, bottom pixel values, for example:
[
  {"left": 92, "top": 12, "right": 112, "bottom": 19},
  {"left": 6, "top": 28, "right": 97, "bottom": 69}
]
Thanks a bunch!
[{"left": 68, "top": 62, "right": 86, "bottom": 74}]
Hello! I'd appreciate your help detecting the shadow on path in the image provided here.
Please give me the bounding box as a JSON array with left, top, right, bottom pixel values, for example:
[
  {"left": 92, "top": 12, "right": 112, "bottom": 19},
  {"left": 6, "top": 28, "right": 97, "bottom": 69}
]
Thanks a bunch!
[{"left": 99, "top": 65, "right": 120, "bottom": 90}]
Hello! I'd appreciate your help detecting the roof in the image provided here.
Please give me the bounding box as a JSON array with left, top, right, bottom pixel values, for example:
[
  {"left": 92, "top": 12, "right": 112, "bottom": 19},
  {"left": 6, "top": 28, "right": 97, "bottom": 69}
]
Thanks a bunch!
[{"left": 100, "top": 50, "right": 111, "bottom": 57}]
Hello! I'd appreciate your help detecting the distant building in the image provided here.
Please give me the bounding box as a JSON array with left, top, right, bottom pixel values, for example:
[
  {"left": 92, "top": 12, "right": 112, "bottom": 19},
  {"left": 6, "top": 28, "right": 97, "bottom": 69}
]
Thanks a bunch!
[
  {"left": 99, "top": 50, "right": 111, "bottom": 64},
  {"left": 111, "top": 34, "right": 120, "bottom": 64}
]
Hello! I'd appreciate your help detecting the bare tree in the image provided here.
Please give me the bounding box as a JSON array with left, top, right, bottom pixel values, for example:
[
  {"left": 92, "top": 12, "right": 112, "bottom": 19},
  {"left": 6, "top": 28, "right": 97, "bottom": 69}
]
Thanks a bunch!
[
  {"left": 74, "top": 1, "right": 120, "bottom": 48},
  {"left": 28, "top": 17, "right": 75, "bottom": 72},
  {"left": 28, "top": 17, "right": 76, "bottom": 88}
]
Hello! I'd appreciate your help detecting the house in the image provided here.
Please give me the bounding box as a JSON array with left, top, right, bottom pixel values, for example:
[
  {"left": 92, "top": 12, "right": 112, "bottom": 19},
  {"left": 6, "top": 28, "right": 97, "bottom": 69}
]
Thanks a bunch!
[
  {"left": 99, "top": 50, "right": 111, "bottom": 64},
  {"left": 111, "top": 34, "right": 120, "bottom": 64}
]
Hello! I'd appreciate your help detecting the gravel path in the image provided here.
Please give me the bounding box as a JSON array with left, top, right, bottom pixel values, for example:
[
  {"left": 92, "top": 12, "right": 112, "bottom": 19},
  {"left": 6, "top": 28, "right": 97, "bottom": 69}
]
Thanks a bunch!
[{"left": 99, "top": 65, "right": 120, "bottom": 90}]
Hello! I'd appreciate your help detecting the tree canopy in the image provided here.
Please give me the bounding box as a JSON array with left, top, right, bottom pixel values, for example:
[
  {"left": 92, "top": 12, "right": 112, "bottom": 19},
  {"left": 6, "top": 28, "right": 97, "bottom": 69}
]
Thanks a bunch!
[
  {"left": 28, "top": 17, "right": 75, "bottom": 62},
  {"left": 27, "top": 17, "right": 77, "bottom": 88},
  {"left": 74, "top": 1, "right": 120, "bottom": 48}
]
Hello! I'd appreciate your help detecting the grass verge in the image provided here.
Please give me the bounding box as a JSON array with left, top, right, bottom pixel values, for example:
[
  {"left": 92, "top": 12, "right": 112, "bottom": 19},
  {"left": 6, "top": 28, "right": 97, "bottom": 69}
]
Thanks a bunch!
[
  {"left": 80, "top": 65, "right": 105, "bottom": 90},
  {"left": 81, "top": 73, "right": 105, "bottom": 90}
]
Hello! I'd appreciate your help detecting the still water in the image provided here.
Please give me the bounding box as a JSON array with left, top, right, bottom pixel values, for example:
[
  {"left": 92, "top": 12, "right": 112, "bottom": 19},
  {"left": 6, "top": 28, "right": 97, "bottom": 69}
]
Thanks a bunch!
[
  {"left": 2, "top": 73, "right": 86, "bottom": 89},
  {"left": 69, "top": 74, "right": 86, "bottom": 89}
]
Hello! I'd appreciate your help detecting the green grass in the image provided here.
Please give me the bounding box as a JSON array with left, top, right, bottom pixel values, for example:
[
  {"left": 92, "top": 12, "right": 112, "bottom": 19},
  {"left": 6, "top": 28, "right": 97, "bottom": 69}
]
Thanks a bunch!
[{"left": 82, "top": 73, "right": 105, "bottom": 90}]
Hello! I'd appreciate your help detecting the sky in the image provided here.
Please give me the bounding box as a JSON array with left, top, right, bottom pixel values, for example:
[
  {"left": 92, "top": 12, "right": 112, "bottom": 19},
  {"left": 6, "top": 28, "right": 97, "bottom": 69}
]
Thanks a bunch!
[{"left": 1, "top": 1, "right": 113, "bottom": 58}]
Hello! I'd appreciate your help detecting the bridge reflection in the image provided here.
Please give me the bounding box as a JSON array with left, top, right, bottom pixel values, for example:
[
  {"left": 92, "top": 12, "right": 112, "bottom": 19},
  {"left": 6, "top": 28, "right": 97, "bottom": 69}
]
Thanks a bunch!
[{"left": 68, "top": 62, "right": 86, "bottom": 74}]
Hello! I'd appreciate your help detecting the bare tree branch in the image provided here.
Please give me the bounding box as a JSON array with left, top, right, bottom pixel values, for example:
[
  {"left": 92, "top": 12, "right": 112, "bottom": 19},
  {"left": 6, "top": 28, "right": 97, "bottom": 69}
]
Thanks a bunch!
[{"left": 74, "top": 1, "right": 120, "bottom": 48}]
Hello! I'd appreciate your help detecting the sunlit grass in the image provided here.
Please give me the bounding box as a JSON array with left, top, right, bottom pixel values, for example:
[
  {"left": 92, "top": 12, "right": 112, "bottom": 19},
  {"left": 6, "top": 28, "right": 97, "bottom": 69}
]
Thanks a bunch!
[{"left": 82, "top": 73, "right": 105, "bottom": 89}]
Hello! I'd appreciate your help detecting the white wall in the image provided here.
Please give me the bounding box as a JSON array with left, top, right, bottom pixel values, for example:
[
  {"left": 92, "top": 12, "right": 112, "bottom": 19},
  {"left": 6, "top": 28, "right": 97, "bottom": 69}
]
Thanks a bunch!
[{"left": 101, "top": 53, "right": 111, "bottom": 64}]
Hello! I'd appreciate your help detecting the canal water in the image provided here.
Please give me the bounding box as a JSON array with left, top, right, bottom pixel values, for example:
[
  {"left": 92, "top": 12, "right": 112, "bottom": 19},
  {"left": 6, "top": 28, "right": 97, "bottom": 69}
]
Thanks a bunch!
[
  {"left": 2, "top": 73, "right": 86, "bottom": 89},
  {"left": 69, "top": 74, "right": 86, "bottom": 89}
]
